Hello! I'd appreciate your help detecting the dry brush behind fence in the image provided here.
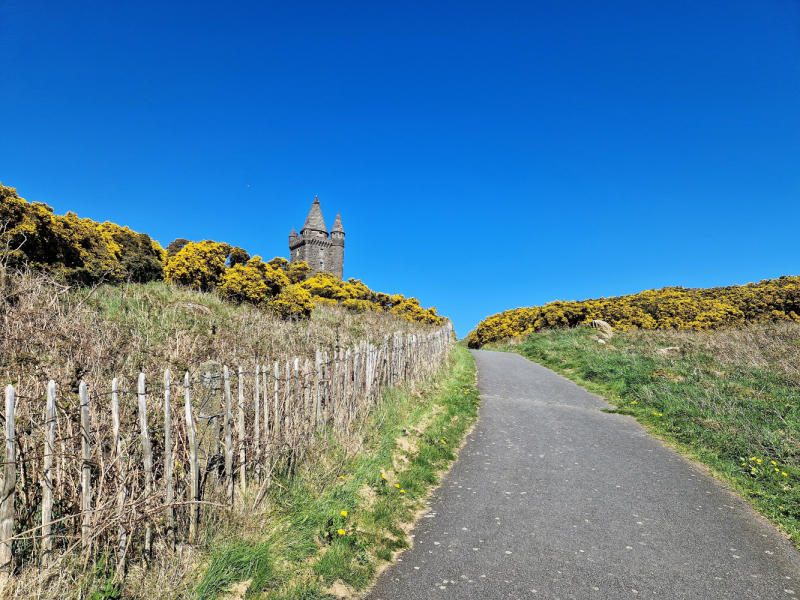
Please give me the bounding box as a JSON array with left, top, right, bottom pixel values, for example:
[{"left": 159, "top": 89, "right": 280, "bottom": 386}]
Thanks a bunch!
[{"left": 0, "top": 322, "right": 453, "bottom": 588}]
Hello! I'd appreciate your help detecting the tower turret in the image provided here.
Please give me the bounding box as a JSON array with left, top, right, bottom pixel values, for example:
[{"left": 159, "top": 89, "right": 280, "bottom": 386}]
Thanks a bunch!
[
  {"left": 300, "top": 195, "right": 328, "bottom": 239},
  {"left": 331, "top": 212, "right": 345, "bottom": 242},
  {"left": 289, "top": 196, "right": 344, "bottom": 279}
]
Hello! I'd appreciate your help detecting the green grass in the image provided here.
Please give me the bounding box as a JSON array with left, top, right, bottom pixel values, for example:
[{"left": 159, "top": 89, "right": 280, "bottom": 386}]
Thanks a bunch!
[
  {"left": 493, "top": 326, "right": 800, "bottom": 545},
  {"left": 193, "top": 345, "right": 479, "bottom": 599}
]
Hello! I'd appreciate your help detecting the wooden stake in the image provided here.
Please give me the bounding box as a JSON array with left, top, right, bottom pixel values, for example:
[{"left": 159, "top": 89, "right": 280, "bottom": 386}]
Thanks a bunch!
[
  {"left": 0, "top": 385, "right": 16, "bottom": 586},
  {"left": 184, "top": 372, "right": 199, "bottom": 542},
  {"left": 254, "top": 364, "right": 261, "bottom": 481},
  {"left": 224, "top": 367, "right": 233, "bottom": 506},
  {"left": 238, "top": 366, "right": 246, "bottom": 497},
  {"left": 164, "top": 370, "right": 174, "bottom": 548},
  {"left": 80, "top": 381, "right": 92, "bottom": 550},
  {"left": 111, "top": 378, "right": 127, "bottom": 573},
  {"left": 41, "top": 381, "right": 56, "bottom": 565},
  {"left": 137, "top": 374, "right": 153, "bottom": 557}
]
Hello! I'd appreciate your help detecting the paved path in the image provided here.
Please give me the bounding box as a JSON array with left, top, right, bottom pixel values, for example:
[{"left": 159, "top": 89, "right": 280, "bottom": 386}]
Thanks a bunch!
[{"left": 366, "top": 350, "right": 800, "bottom": 600}]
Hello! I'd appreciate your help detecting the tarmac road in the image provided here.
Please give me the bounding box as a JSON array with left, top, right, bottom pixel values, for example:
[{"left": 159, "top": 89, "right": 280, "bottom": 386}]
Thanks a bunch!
[{"left": 365, "top": 350, "right": 800, "bottom": 600}]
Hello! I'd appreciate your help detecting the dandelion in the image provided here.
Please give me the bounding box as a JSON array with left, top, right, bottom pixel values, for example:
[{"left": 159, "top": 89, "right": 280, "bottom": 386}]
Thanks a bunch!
[
  {"left": 772, "top": 461, "right": 777, "bottom": 465},
  {"left": 341, "top": 510, "right": 348, "bottom": 517},
  {"left": 750, "top": 457, "right": 756, "bottom": 461},
  {"left": 337, "top": 529, "right": 345, "bottom": 535},
  {"left": 400, "top": 489, "right": 406, "bottom": 494},
  {"left": 783, "top": 472, "right": 788, "bottom": 477},
  {"left": 776, "top": 468, "right": 780, "bottom": 472},
  {"left": 381, "top": 474, "right": 387, "bottom": 480},
  {"left": 757, "top": 459, "right": 762, "bottom": 464},
  {"left": 631, "top": 401, "right": 638, "bottom": 405},
  {"left": 742, "top": 463, "right": 746, "bottom": 466},
  {"left": 395, "top": 484, "right": 400, "bottom": 488}
]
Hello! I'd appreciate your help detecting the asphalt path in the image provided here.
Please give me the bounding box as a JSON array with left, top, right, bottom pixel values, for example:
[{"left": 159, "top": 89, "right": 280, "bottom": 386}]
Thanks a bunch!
[{"left": 366, "top": 350, "right": 800, "bottom": 600}]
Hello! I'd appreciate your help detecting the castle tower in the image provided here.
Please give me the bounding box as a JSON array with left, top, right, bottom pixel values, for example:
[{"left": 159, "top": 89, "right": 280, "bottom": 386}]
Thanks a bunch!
[{"left": 289, "top": 196, "right": 345, "bottom": 278}]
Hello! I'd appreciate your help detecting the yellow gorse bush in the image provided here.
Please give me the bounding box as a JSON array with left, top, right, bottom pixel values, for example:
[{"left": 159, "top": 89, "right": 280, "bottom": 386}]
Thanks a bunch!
[
  {"left": 468, "top": 276, "right": 800, "bottom": 348},
  {"left": 2, "top": 182, "right": 447, "bottom": 325},
  {"left": 0, "top": 183, "right": 166, "bottom": 284},
  {"left": 299, "top": 272, "right": 445, "bottom": 326}
]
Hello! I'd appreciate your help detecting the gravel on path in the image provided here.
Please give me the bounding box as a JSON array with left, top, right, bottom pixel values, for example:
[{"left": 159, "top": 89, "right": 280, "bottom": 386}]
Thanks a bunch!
[{"left": 365, "top": 350, "right": 800, "bottom": 600}]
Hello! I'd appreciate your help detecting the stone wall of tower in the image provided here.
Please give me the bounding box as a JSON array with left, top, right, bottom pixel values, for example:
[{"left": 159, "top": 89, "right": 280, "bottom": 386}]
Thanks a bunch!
[
  {"left": 289, "top": 236, "right": 342, "bottom": 278},
  {"left": 289, "top": 198, "right": 345, "bottom": 279},
  {"left": 328, "top": 238, "right": 344, "bottom": 279}
]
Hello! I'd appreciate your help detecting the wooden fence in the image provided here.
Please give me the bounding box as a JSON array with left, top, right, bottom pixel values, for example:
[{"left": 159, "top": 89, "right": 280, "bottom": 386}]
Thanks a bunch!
[{"left": 0, "top": 323, "right": 453, "bottom": 586}]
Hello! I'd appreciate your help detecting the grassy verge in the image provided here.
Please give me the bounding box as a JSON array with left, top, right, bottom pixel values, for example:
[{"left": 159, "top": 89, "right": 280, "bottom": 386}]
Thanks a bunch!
[
  {"left": 192, "top": 344, "right": 479, "bottom": 599},
  {"left": 492, "top": 325, "right": 800, "bottom": 545}
]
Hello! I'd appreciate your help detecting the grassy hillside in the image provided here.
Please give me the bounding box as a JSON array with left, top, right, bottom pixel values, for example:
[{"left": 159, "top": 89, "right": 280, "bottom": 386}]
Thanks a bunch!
[
  {"left": 492, "top": 324, "right": 800, "bottom": 545},
  {"left": 0, "top": 267, "right": 439, "bottom": 396},
  {"left": 0, "top": 266, "right": 472, "bottom": 599}
]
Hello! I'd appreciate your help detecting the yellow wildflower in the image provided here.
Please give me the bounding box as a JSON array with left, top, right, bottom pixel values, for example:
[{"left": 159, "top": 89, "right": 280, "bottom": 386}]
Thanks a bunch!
[
  {"left": 337, "top": 529, "right": 345, "bottom": 535},
  {"left": 395, "top": 484, "right": 400, "bottom": 488},
  {"left": 400, "top": 489, "right": 406, "bottom": 494},
  {"left": 341, "top": 510, "right": 348, "bottom": 517}
]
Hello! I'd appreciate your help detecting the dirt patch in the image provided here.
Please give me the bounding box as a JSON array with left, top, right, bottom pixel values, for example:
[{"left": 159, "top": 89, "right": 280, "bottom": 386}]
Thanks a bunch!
[
  {"left": 221, "top": 578, "right": 252, "bottom": 600},
  {"left": 326, "top": 580, "right": 357, "bottom": 599},
  {"left": 395, "top": 436, "right": 418, "bottom": 454}
]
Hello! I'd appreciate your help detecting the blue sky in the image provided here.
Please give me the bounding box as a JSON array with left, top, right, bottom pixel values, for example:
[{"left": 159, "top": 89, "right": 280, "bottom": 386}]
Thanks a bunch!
[{"left": 1, "top": 0, "right": 799, "bottom": 336}]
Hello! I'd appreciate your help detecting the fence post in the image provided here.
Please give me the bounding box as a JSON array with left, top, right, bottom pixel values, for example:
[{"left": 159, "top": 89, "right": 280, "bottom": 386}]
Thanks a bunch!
[
  {"left": 184, "top": 372, "right": 199, "bottom": 542},
  {"left": 137, "top": 373, "right": 153, "bottom": 557},
  {"left": 0, "top": 385, "right": 16, "bottom": 586},
  {"left": 323, "top": 352, "right": 330, "bottom": 423},
  {"left": 238, "top": 366, "right": 246, "bottom": 497},
  {"left": 111, "top": 378, "right": 127, "bottom": 574},
  {"left": 315, "top": 351, "right": 322, "bottom": 430},
  {"left": 41, "top": 380, "right": 56, "bottom": 565},
  {"left": 263, "top": 366, "right": 270, "bottom": 460},
  {"left": 164, "top": 370, "right": 174, "bottom": 548},
  {"left": 273, "top": 362, "right": 280, "bottom": 449},
  {"left": 224, "top": 367, "right": 233, "bottom": 506},
  {"left": 254, "top": 365, "right": 261, "bottom": 481},
  {"left": 285, "top": 360, "right": 292, "bottom": 445},
  {"left": 80, "top": 382, "right": 92, "bottom": 550}
]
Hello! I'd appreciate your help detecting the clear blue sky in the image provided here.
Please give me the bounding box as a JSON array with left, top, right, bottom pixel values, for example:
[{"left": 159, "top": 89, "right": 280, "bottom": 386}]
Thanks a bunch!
[{"left": 1, "top": 0, "right": 799, "bottom": 336}]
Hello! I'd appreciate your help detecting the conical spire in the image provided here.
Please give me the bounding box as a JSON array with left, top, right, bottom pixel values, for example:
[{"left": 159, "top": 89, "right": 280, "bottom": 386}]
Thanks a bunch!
[
  {"left": 331, "top": 212, "right": 345, "bottom": 234},
  {"left": 289, "top": 227, "right": 298, "bottom": 239},
  {"left": 301, "top": 195, "right": 328, "bottom": 234}
]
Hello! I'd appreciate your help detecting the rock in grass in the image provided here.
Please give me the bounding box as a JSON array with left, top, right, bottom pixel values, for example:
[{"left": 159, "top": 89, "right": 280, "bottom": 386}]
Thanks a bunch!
[{"left": 655, "top": 346, "right": 681, "bottom": 356}]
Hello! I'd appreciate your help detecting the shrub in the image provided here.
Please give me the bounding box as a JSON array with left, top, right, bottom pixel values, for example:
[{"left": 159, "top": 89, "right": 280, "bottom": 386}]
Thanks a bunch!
[
  {"left": 268, "top": 284, "right": 315, "bottom": 319},
  {"left": 0, "top": 183, "right": 164, "bottom": 284},
  {"left": 390, "top": 297, "right": 444, "bottom": 326},
  {"left": 165, "top": 240, "right": 231, "bottom": 291},
  {"left": 219, "top": 256, "right": 289, "bottom": 306},
  {"left": 468, "top": 276, "right": 800, "bottom": 348}
]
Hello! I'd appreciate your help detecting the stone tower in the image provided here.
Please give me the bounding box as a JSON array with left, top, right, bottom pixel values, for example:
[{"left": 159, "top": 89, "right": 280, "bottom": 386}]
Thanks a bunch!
[{"left": 289, "top": 196, "right": 345, "bottom": 279}]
